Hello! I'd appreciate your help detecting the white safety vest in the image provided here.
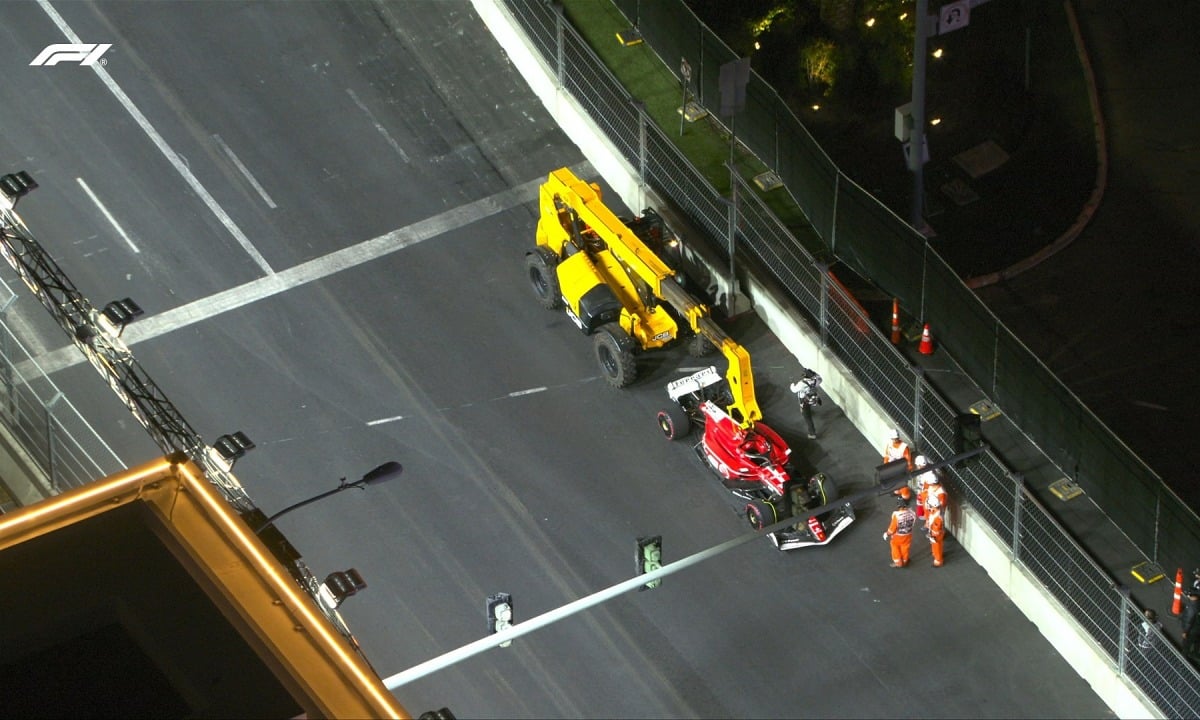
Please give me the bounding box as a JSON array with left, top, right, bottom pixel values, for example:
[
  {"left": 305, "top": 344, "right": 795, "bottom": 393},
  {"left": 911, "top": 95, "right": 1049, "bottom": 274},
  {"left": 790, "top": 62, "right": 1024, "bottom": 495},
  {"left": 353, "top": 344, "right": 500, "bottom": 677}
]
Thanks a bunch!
[
  {"left": 924, "top": 484, "right": 946, "bottom": 510},
  {"left": 885, "top": 441, "right": 909, "bottom": 463}
]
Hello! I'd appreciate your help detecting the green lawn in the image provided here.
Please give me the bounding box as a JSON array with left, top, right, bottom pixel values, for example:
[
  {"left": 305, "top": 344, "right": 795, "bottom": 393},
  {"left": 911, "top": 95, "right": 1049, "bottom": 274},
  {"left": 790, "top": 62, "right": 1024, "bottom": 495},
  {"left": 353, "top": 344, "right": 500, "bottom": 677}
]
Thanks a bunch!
[{"left": 560, "top": 0, "right": 822, "bottom": 249}]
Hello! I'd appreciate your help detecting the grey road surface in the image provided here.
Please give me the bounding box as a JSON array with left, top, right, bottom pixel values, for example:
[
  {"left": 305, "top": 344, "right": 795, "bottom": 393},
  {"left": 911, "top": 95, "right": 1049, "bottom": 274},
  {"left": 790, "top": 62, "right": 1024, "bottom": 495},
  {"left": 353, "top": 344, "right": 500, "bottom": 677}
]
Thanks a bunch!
[{"left": 0, "top": 2, "right": 1113, "bottom": 718}]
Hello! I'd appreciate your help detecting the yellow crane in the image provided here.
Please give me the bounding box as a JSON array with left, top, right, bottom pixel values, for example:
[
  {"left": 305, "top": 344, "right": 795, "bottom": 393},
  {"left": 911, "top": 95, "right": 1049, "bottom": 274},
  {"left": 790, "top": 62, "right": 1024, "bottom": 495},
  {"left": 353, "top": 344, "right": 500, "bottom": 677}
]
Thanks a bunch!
[{"left": 526, "top": 167, "right": 761, "bottom": 427}]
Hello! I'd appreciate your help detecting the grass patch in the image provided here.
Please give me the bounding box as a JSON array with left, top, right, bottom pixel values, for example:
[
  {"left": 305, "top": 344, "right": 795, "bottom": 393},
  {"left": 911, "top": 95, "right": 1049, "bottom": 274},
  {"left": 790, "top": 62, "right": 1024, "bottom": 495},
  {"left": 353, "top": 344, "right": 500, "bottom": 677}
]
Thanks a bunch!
[{"left": 560, "top": 0, "right": 823, "bottom": 250}]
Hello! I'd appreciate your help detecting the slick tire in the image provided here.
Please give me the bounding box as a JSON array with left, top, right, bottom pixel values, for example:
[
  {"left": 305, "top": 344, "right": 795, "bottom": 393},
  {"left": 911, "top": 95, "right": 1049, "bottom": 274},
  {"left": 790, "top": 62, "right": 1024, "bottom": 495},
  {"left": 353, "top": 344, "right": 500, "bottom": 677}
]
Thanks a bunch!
[
  {"left": 594, "top": 323, "right": 637, "bottom": 388},
  {"left": 745, "top": 499, "right": 778, "bottom": 530},
  {"left": 656, "top": 404, "right": 691, "bottom": 441},
  {"left": 526, "top": 248, "right": 562, "bottom": 310},
  {"left": 809, "top": 474, "right": 839, "bottom": 506}
]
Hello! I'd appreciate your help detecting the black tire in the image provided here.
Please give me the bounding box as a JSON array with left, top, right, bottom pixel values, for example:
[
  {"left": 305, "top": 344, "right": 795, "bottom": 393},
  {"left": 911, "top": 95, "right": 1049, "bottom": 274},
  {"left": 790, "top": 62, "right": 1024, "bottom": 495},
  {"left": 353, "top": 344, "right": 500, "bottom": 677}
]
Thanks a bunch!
[
  {"left": 656, "top": 404, "right": 691, "bottom": 441},
  {"left": 525, "top": 248, "right": 561, "bottom": 309},
  {"left": 594, "top": 323, "right": 637, "bottom": 388},
  {"left": 808, "top": 473, "right": 839, "bottom": 506},
  {"left": 745, "top": 499, "right": 778, "bottom": 530},
  {"left": 686, "top": 331, "right": 716, "bottom": 357}
]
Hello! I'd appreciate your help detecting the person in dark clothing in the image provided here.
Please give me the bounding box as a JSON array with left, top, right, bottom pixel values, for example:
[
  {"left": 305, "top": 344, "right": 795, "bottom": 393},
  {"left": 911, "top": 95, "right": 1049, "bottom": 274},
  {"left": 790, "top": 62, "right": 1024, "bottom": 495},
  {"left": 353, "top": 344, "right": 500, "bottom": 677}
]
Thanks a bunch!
[
  {"left": 1185, "top": 605, "right": 1200, "bottom": 660},
  {"left": 1181, "top": 569, "right": 1200, "bottom": 641},
  {"left": 790, "top": 368, "right": 822, "bottom": 440}
]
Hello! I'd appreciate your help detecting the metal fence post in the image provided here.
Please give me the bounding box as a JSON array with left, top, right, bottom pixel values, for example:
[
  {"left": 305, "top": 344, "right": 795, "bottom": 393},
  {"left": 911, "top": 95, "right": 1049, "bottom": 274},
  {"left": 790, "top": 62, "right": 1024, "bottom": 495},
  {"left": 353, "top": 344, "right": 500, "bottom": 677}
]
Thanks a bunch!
[
  {"left": 553, "top": 1, "right": 565, "bottom": 90},
  {"left": 830, "top": 172, "right": 840, "bottom": 255},
  {"left": 912, "top": 365, "right": 924, "bottom": 447},
  {"left": 45, "top": 391, "right": 63, "bottom": 492},
  {"left": 633, "top": 100, "right": 647, "bottom": 199},
  {"left": 816, "top": 261, "right": 829, "bottom": 348},
  {"left": 1011, "top": 472, "right": 1025, "bottom": 560},
  {"left": 1117, "top": 585, "right": 1131, "bottom": 676}
]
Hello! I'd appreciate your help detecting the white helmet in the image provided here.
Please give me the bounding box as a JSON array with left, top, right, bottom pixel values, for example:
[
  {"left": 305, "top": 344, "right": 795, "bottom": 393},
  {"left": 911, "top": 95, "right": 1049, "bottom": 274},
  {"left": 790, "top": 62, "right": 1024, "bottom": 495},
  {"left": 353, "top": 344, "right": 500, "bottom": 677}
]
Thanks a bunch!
[
  {"left": 889, "top": 428, "right": 901, "bottom": 440},
  {"left": 915, "top": 455, "right": 928, "bottom": 468}
]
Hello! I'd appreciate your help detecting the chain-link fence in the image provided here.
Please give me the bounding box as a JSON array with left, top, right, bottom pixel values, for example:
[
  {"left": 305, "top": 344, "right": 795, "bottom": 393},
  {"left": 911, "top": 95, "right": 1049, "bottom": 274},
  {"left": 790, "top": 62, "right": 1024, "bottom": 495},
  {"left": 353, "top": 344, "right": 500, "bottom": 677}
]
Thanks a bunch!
[
  {"left": 501, "top": 0, "right": 1200, "bottom": 712},
  {"left": 602, "top": 0, "right": 1198, "bottom": 569}
]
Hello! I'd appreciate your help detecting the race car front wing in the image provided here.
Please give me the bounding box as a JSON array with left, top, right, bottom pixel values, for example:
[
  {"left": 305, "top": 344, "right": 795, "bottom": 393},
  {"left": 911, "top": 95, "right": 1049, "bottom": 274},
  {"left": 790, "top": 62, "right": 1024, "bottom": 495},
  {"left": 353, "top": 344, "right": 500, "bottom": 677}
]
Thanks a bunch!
[{"left": 768, "top": 501, "right": 856, "bottom": 551}]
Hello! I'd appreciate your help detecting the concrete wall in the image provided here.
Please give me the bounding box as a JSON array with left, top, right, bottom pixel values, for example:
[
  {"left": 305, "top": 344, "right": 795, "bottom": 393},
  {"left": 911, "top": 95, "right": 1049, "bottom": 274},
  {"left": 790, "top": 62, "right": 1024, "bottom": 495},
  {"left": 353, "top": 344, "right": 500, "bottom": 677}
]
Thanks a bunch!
[{"left": 469, "top": 1, "right": 1157, "bottom": 716}]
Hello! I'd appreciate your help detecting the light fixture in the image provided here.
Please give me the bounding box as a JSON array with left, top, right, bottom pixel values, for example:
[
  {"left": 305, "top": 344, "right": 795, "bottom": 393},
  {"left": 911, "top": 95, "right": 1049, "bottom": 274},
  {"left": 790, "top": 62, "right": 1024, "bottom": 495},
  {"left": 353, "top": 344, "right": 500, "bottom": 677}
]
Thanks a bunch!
[
  {"left": 322, "top": 568, "right": 367, "bottom": 608},
  {"left": 100, "top": 297, "right": 144, "bottom": 337},
  {"left": 0, "top": 171, "right": 37, "bottom": 208},
  {"left": 487, "top": 592, "right": 514, "bottom": 647},
  {"left": 252, "top": 461, "right": 402, "bottom": 534},
  {"left": 213, "top": 431, "right": 255, "bottom": 469}
]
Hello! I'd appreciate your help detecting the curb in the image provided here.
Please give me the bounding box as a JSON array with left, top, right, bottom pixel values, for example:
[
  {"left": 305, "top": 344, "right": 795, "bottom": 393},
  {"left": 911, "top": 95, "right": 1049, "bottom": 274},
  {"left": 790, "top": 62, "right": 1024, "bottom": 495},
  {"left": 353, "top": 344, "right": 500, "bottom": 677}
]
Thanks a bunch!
[{"left": 964, "top": 0, "right": 1107, "bottom": 289}]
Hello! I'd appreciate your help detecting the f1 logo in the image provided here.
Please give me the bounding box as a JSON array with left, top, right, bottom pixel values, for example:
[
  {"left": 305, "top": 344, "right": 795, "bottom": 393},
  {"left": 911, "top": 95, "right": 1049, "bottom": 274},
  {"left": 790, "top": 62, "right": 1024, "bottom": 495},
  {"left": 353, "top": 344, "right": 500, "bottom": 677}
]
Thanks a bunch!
[{"left": 30, "top": 43, "right": 112, "bottom": 66}]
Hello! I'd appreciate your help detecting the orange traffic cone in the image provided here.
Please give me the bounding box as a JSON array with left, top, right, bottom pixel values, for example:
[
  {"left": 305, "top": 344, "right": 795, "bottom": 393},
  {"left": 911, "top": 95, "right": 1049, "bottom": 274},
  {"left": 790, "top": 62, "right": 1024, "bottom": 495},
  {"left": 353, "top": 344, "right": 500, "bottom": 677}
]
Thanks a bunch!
[
  {"left": 918, "top": 324, "right": 934, "bottom": 355},
  {"left": 1172, "top": 567, "right": 1184, "bottom": 616},
  {"left": 891, "top": 299, "right": 901, "bottom": 345}
]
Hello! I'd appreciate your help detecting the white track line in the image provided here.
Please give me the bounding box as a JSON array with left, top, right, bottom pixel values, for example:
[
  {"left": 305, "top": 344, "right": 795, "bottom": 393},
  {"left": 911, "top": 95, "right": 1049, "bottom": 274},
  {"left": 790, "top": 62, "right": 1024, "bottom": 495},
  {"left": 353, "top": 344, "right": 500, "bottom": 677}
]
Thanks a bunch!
[
  {"left": 37, "top": 0, "right": 275, "bottom": 275},
  {"left": 75, "top": 177, "right": 139, "bottom": 253},
  {"left": 366, "top": 415, "right": 405, "bottom": 426},
  {"left": 212, "top": 134, "right": 277, "bottom": 209},
  {"left": 21, "top": 162, "right": 594, "bottom": 376}
]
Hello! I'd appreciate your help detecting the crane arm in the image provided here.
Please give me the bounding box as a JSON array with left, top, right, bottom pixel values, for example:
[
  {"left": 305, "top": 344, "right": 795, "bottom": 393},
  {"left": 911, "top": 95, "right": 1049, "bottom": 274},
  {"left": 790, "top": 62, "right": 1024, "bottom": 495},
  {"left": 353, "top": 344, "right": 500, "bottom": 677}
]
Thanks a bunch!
[{"left": 539, "top": 167, "right": 762, "bottom": 427}]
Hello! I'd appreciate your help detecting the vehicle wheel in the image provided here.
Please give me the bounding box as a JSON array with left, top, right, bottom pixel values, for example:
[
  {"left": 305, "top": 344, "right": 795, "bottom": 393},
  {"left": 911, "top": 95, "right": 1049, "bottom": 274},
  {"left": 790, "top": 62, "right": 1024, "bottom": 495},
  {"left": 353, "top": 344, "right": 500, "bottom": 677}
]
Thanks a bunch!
[
  {"left": 745, "top": 499, "right": 777, "bottom": 530},
  {"left": 808, "top": 473, "right": 839, "bottom": 506},
  {"left": 594, "top": 323, "right": 637, "bottom": 388},
  {"left": 656, "top": 404, "right": 691, "bottom": 441},
  {"left": 525, "top": 248, "right": 561, "bottom": 310},
  {"left": 686, "top": 331, "right": 716, "bottom": 357}
]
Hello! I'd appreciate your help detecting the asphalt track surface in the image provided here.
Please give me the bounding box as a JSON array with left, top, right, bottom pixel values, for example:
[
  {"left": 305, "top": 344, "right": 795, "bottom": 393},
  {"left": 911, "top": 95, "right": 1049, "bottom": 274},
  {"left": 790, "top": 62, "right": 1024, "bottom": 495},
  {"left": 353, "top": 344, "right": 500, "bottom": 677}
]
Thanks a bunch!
[{"left": 0, "top": 2, "right": 1113, "bottom": 718}]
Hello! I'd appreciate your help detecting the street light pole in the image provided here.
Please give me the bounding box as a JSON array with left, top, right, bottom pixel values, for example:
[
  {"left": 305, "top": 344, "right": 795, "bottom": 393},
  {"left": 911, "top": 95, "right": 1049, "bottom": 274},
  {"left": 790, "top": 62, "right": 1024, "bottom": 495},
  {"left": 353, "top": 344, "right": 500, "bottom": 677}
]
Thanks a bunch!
[
  {"left": 253, "top": 460, "right": 402, "bottom": 535},
  {"left": 910, "top": 0, "right": 930, "bottom": 229}
]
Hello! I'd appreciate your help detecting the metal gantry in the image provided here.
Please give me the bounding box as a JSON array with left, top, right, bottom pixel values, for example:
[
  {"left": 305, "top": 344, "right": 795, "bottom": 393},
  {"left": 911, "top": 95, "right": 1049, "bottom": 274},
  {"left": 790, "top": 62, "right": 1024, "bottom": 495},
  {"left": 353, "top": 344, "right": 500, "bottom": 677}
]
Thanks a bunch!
[{"left": 0, "top": 177, "right": 252, "bottom": 511}]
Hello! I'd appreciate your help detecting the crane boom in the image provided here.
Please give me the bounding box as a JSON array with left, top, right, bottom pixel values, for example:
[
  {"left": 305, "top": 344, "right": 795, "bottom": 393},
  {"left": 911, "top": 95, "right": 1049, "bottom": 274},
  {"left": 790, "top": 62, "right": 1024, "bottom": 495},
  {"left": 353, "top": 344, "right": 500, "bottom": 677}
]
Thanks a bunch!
[{"left": 533, "top": 167, "right": 760, "bottom": 426}]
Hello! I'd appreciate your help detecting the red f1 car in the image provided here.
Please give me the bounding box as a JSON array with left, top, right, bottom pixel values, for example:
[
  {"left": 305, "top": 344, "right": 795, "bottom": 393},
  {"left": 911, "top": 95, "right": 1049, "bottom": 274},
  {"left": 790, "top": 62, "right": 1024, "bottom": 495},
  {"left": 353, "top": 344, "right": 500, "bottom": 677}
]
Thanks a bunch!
[{"left": 656, "top": 367, "right": 855, "bottom": 550}]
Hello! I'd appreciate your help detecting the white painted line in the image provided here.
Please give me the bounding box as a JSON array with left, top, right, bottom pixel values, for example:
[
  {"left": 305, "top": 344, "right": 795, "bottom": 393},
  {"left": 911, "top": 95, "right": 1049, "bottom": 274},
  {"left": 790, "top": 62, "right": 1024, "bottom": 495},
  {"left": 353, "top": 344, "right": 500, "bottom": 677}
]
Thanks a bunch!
[
  {"left": 212, "top": 134, "right": 277, "bottom": 209},
  {"left": 346, "top": 87, "right": 411, "bottom": 163},
  {"left": 507, "top": 386, "right": 546, "bottom": 397},
  {"left": 366, "top": 415, "right": 405, "bottom": 426},
  {"left": 37, "top": 0, "right": 275, "bottom": 276},
  {"left": 21, "top": 161, "right": 593, "bottom": 376},
  {"left": 75, "top": 177, "right": 139, "bottom": 253}
]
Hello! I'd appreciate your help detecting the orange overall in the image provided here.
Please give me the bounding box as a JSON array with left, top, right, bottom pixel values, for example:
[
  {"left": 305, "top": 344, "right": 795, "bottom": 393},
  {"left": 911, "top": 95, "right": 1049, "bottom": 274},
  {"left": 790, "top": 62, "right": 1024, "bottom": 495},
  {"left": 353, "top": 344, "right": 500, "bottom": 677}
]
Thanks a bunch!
[
  {"left": 925, "top": 506, "right": 945, "bottom": 566},
  {"left": 918, "top": 480, "right": 947, "bottom": 520},
  {"left": 885, "top": 506, "right": 917, "bottom": 567}
]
